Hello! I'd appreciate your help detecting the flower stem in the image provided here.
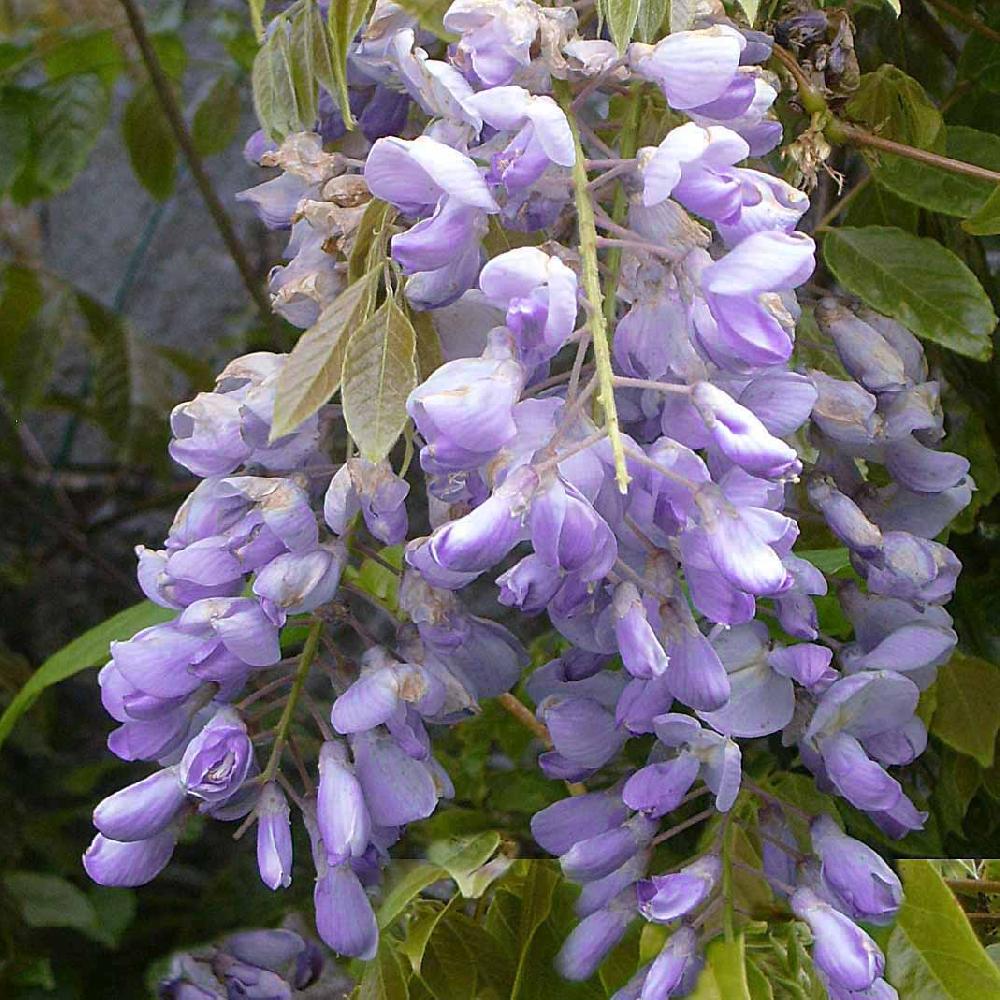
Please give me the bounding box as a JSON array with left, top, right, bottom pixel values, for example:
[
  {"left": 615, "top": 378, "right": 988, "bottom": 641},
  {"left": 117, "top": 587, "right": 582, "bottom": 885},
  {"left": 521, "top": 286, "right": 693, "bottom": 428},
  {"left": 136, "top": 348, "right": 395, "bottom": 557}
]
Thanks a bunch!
[
  {"left": 557, "top": 80, "right": 631, "bottom": 494},
  {"left": 261, "top": 619, "right": 323, "bottom": 783}
]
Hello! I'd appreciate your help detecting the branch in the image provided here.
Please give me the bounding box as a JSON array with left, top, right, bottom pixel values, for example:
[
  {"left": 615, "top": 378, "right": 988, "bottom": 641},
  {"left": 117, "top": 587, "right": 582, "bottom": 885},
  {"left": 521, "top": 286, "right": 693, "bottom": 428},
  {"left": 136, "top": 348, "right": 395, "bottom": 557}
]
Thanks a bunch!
[
  {"left": 116, "top": 0, "right": 275, "bottom": 327},
  {"left": 833, "top": 121, "right": 1000, "bottom": 184},
  {"left": 556, "top": 81, "right": 630, "bottom": 494}
]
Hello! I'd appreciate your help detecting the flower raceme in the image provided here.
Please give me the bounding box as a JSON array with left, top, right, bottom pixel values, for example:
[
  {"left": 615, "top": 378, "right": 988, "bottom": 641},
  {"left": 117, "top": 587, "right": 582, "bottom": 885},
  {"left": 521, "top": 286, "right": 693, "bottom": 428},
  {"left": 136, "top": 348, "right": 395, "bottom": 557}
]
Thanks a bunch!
[{"left": 83, "top": 0, "right": 973, "bottom": 994}]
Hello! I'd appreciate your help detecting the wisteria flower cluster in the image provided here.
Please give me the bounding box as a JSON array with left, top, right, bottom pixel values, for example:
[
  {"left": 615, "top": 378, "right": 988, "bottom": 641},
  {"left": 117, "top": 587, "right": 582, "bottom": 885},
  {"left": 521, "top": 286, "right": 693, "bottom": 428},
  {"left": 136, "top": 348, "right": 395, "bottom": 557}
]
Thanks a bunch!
[{"left": 84, "top": 1, "right": 975, "bottom": 996}]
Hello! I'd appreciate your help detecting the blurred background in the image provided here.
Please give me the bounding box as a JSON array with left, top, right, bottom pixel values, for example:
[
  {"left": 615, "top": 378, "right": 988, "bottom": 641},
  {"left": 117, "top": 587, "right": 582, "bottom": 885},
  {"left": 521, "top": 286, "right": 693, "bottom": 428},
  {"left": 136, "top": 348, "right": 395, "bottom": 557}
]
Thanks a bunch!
[{"left": 2, "top": 0, "right": 1000, "bottom": 996}]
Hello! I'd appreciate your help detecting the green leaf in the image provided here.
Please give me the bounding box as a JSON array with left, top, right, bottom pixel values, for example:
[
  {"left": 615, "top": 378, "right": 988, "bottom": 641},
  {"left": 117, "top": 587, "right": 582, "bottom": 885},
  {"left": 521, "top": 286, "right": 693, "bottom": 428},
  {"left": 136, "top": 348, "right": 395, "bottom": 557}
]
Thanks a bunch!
[
  {"left": 669, "top": 0, "right": 697, "bottom": 32},
  {"left": 880, "top": 0, "right": 901, "bottom": 14},
  {"left": 931, "top": 653, "right": 1000, "bottom": 768},
  {"left": 252, "top": 19, "right": 301, "bottom": 141},
  {"left": 935, "top": 749, "right": 980, "bottom": 838},
  {"left": 0, "top": 87, "right": 32, "bottom": 196},
  {"left": 398, "top": 901, "right": 447, "bottom": 973},
  {"left": 270, "top": 268, "right": 377, "bottom": 439},
  {"left": 844, "top": 180, "right": 920, "bottom": 232},
  {"left": 635, "top": 0, "right": 669, "bottom": 41},
  {"left": 0, "top": 263, "right": 43, "bottom": 403},
  {"left": 342, "top": 295, "right": 418, "bottom": 462},
  {"left": 356, "top": 938, "right": 411, "bottom": 1000},
  {"left": 509, "top": 861, "right": 559, "bottom": 998},
  {"left": 0, "top": 601, "right": 174, "bottom": 749},
  {"left": 191, "top": 75, "right": 241, "bottom": 156},
  {"left": 845, "top": 66, "right": 943, "bottom": 150},
  {"left": 419, "top": 910, "right": 513, "bottom": 1000},
  {"left": 3, "top": 872, "right": 100, "bottom": 936},
  {"left": 958, "top": 32, "right": 1000, "bottom": 95},
  {"left": 329, "top": 0, "right": 371, "bottom": 127},
  {"left": 76, "top": 293, "right": 133, "bottom": 446},
  {"left": 690, "top": 935, "right": 753, "bottom": 1000},
  {"left": 886, "top": 860, "right": 1000, "bottom": 999},
  {"left": 872, "top": 127, "right": 1000, "bottom": 218},
  {"left": 604, "top": 0, "right": 641, "bottom": 52},
  {"left": 733, "top": 0, "right": 760, "bottom": 26},
  {"left": 24, "top": 74, "right": 109, "bottom": 200},
  {"left": 963, "top": 184, "right": 1000, "bottom": 236},
  {"left": 378, "top": 863, "right": 446, "bottom": 930},
  {"left": 797, "top": 548, "right": 851, "bottom": 576},
  {"left": 821, "top": 226, "right": 997, "bottom": 361},
  {"left": 43, "top": 29, "right": 124, "bottom": 85},
  {"left": 122, "top": 83, "right": 177, "bottom": 201},
  {"left": 427, "top": 831, "right": 503, "bottom": 897}
]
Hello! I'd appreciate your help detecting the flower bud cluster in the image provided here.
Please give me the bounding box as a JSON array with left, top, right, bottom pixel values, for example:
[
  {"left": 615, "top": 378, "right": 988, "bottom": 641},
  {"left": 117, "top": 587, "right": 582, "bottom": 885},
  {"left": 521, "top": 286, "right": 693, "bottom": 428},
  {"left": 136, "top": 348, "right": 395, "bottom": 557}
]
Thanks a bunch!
[
  {"left": 157, "top": 925, "right": 347, "bottom": 998},
  {"left": 85, "top": 0, "right": 974, "bottom": 990}
]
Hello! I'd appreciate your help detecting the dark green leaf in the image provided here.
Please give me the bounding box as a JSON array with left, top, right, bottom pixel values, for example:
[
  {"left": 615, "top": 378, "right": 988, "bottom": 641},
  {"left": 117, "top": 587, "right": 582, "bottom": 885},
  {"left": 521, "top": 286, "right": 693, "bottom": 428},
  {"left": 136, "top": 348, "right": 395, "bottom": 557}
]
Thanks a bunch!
[
  {"left": 3, "top": 872, "right": 99, "bottom": 936},
  {"left": 0, "top": 86, "right": 32, "bottom": 195},
  {"left": 872, "top": 127, "right": 1000, "bottom": 218},
  {"left": 191, "top": 75, "right": 241, "bottom": 156},
  {"left": 886, "top": 860, "right": 1000, "bottom": 998},
  {"left": 342, "top": 295, "right": 418, "bottom": 462},
  {"left": 356, "top": 938, "right": 411, "bottom": 1000},
  {"left": 821, "top": 226, "right": 997, "bottom": 361},
  {"left": 845, "top": 66, "right": 943, "bottom": 149},
  {"left": 43, "top": 29, "right": 124, "bottom": 85},
  {"left": 935, "top": 749, "right": 980, "bottom": 839},
  {"left": 77, "top": 293, "right": 133, "bottom": 445},
  {"left": 843, "top": 180, "right": 920, "bottom": 231},
  {"left": 151, "top": 31, "right": 188, "bottom": 82},
  {"left": 122, "top": 83, "right": 177, "bottom": 201},
  {"left": 270, "top": 268, "right": 377, "bottom": 439},
  {"left": 24, "top": 74, "right": 109, "bottom": 200},
  {"left": 931, "top": 653, "right": 1000, "bottom": 768},
  {"left": 962, "top": 184, "right": 1000, "bottom": 236},
  {"left": 0, "top": 601, "right": 175, "bottom": 748},
  {"left": 958, "top": 31, "right": 1000, "bottom": 95},
  {"left": 0, "top": 263, "right": 43, "bottom": 400}
]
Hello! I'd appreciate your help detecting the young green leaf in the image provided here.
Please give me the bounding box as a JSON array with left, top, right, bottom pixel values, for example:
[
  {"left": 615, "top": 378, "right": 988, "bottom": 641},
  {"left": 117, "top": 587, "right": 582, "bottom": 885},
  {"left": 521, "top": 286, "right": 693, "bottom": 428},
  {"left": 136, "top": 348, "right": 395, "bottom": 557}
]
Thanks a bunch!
[
  {"left": 635, "top": 0, "right": 668, "bottom": 41},
  {"left": 605, "top": 0, "right": 641, "bottom": 52},
  {"left": 191, "top": 75, "right": 242, "bottom": 156},
  {"left": 270, "top": 268, "right": 378, "bottom": 439},
  {"left": 733, "top": 0, "right": 760, "bottom": 26},
  {"left": 342, "top": 294, "right": 418, "bottom": 462},
  {"left": 427, "top": 831, "right": 502, "bottom": 897},
  {"left": 886, "top": 861, "right": 1000, "bottom": 998},
  {"left": 822, "top": 226, "right": 996, "bottom": 361},
  {"left": 0, "top": 601, "right": 175, "bottom": 749},
  {"left": 689, "top": 934, "right": 753, "bottom": 1000},
  {"left": 329, "top": 0, "right": 371, "bottom": 127},
  {"left": 931, "top": 653, "right": 1000, "bottom": 768},
  {"left": 251, "top": 21, "right": 301, "bottom": 141},
  {"left": 122, "top": 83, "right": 177, "bottom": 202},
  {"left": 378, "top": 862, "right": 447, "bottom": 930},
  {"left": 669, "top": 0, "right": 697, "bottom": 32}
]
